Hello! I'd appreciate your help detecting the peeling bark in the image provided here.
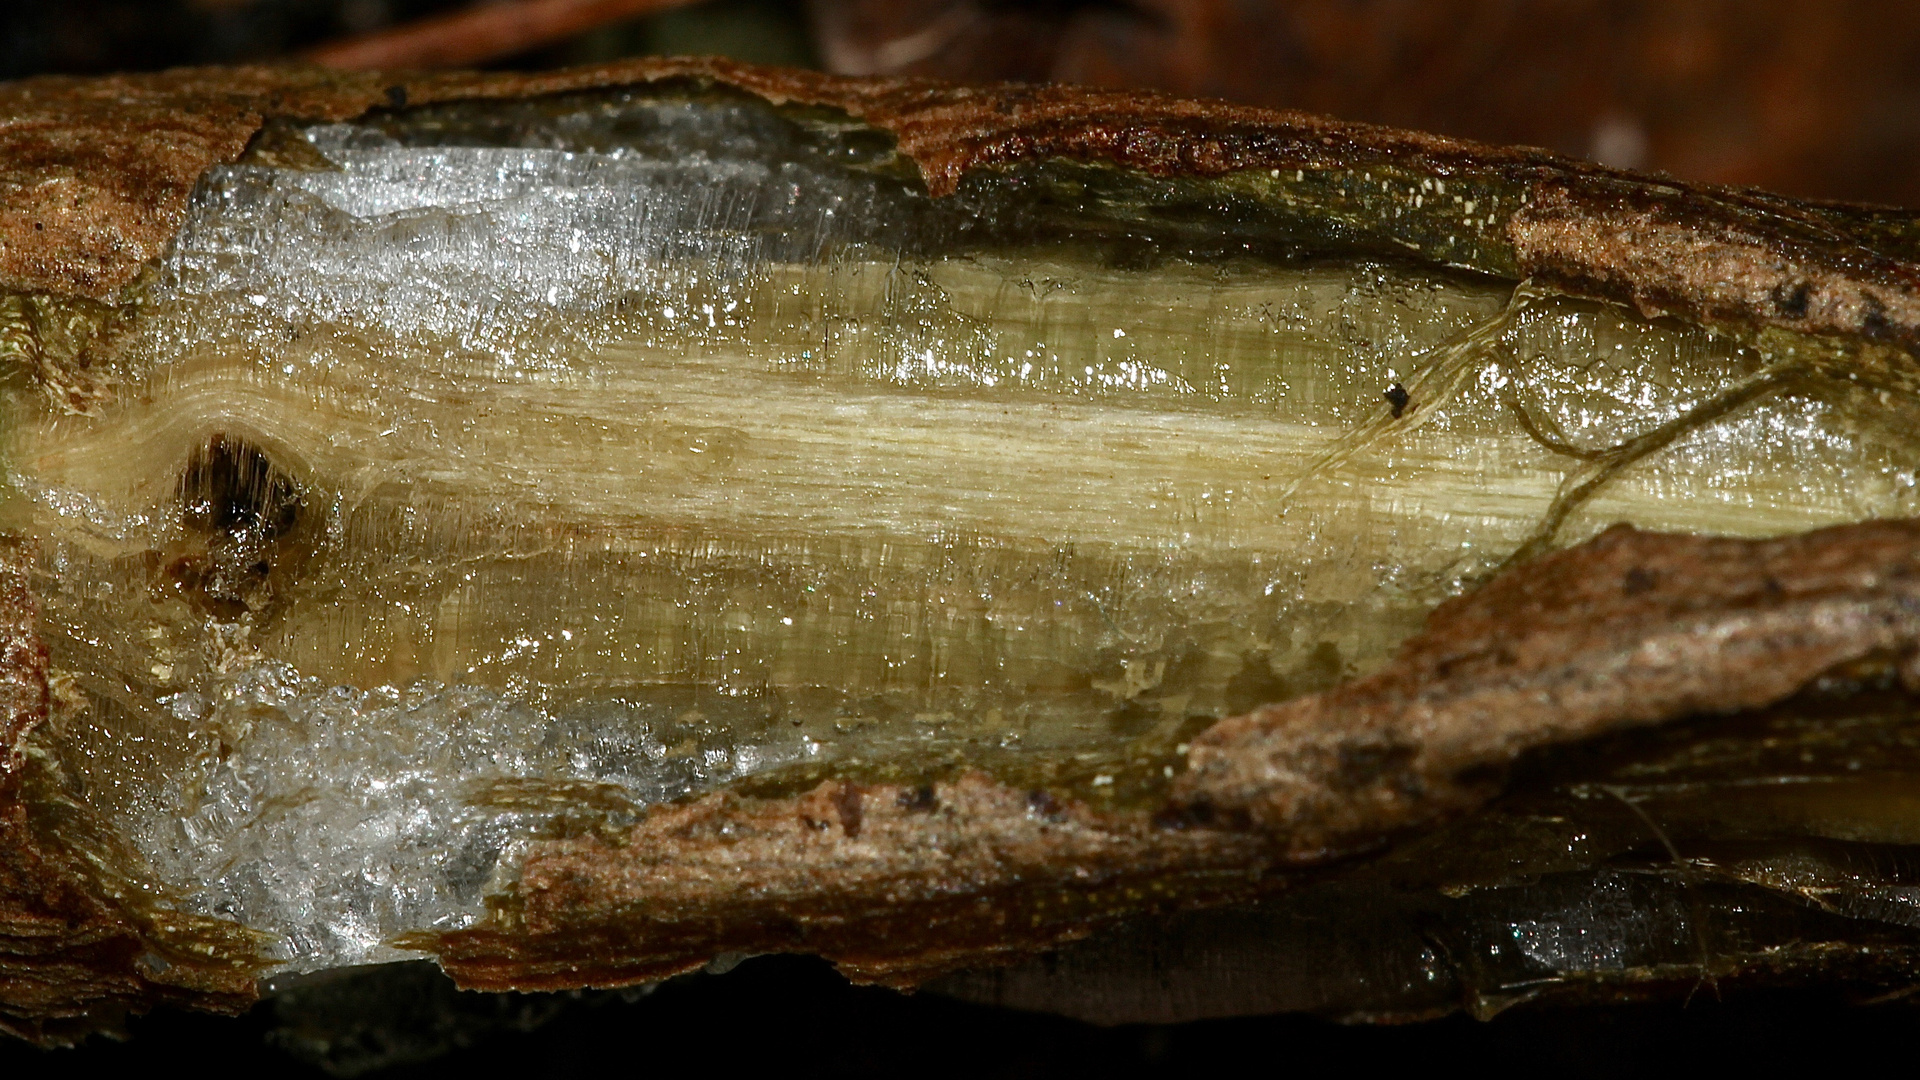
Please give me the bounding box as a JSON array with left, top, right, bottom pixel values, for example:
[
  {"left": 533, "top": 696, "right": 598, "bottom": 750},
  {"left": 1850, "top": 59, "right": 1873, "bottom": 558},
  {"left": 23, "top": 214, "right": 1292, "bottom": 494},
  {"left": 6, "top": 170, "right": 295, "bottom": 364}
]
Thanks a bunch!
[{"left": 6, "top": 60, "right": 1920, "bottom": 1037}]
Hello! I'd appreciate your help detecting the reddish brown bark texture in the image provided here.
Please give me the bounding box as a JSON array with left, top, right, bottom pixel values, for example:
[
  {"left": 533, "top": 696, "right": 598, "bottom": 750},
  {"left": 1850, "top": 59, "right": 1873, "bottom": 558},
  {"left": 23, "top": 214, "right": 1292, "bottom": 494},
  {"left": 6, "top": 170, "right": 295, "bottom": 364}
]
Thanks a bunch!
[
  {"left": 788, "top": 74, "right": 1920, "bottom": 357},
  {"left": 6, "top": 58, "right": 1920, "bottom": 359},
  {"left": 6, "top": 59, "right": 1920, "bottom": 1031},
  {"left": 431, "top": 774, "right": 1278, "bottom": 992},
  {"left": 810, "top": 0, "right": 1920, "bottom": 207},
  {"left": 0, "top": 541, "right": 256, "bottom": 1043},
  {"left": 432, "top": 518, "right": 1920, "bottom": 991},
  {"left": 1179, "top": 521, "right": 1920, "bottom": 848}
]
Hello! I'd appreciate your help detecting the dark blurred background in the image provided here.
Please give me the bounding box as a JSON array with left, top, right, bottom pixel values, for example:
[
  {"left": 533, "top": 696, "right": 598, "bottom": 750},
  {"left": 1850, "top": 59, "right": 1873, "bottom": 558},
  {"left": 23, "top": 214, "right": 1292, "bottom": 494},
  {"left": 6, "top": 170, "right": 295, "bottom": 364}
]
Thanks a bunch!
[
  {"left": 5, "top": 953, "right": 1920, "bottom": 1078},
  {"left": 8, "top": 0, "right": 1920, "bottom": 205},
  {"left": 10, "top": 1, "right": 1920, "bottom": 1073}
]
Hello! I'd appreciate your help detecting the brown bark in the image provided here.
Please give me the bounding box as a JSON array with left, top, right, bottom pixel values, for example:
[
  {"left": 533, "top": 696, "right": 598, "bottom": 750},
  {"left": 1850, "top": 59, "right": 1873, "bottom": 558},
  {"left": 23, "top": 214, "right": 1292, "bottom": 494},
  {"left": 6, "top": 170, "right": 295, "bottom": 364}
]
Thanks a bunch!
[
  {"left": 5, "top": 60, "right": 1920, "bottom": 1034},
  {"left": 1177, "top": 520, "right": 1920, "bottom": 847},
  {"left": 430, "top": 520, "right": 1920, "bottom": 994},
  {"left": 428, "top": 774, "right": 1279, "bottom": 992},
  {"left": 807, "top": 0, "right": 1920, "bottom": 208},
  {"left": 0, "top": 541, "right": 261, "bottom": 1044},
  {"left": 3, "top": 57, "right": 1920, "bottom": 361}
]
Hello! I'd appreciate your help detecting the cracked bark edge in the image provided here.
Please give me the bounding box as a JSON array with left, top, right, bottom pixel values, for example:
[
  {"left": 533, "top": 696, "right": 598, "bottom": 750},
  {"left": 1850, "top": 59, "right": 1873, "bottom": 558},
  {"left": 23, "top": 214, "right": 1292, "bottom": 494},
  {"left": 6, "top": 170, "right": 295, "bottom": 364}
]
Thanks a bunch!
[
  {"left": 4, "top": 58, "right": 1920, "bottom": 355},
  {"left": 407, "top": 518, "right": 1920, "bottom": 992},
  {"left": 0, "top": 539, "right": 263, "bottom": 1045},
  {"left": 1174, "top": 519, "right": 1920, "bottom": 849},
  {"left": 418, "top": 773, "right": 1281, "bottom": 992},
  {"left": 7, "top": 61, "right": 1920, "bottom": 1030},
  {"left": 11, "top": 518, "right": 1920, "bottom": 1025}
]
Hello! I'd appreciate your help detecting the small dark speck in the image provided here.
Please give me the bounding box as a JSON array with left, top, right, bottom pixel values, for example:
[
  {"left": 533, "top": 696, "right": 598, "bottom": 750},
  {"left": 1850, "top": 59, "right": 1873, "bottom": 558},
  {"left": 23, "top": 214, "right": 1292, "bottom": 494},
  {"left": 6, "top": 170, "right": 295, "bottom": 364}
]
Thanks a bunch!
[
  {"left": 897, "top": 785, "right": 937, "bottom": 812},
  {"left": 385, "top": 85, "right": 408, "bottom": 108},
  {"left": 1026, "top": 789, "right": 1060, "bottom": 818},
  {"left": 33, "top": 222, "right": 43, "bottom": 231},
  {"left": 1862, "top": 296, "right": 1894, "bottom": 340},
  {"left": 1623, "top": 566, "right": 1656, "bottom": 596},
  {"left": 1774, "top": 281, "right": 1811, "bottom": 320},
  {"left": 1384, "top": 383, "right": 1411, "bottom": 418}
]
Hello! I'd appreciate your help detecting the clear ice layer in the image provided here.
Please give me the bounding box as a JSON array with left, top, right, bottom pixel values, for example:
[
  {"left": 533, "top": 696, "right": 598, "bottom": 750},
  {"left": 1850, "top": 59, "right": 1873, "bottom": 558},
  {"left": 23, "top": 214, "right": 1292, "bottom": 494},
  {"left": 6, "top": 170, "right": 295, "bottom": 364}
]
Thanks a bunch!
[
  {"left": 8, "top": 92, "right": 1920, "bottom": 970},
  {"left": 160, "top": 664, "right": 817, "bottom": 969},
  {"left": 167, "top": 105, "right": 944, "bottom": 374}
]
